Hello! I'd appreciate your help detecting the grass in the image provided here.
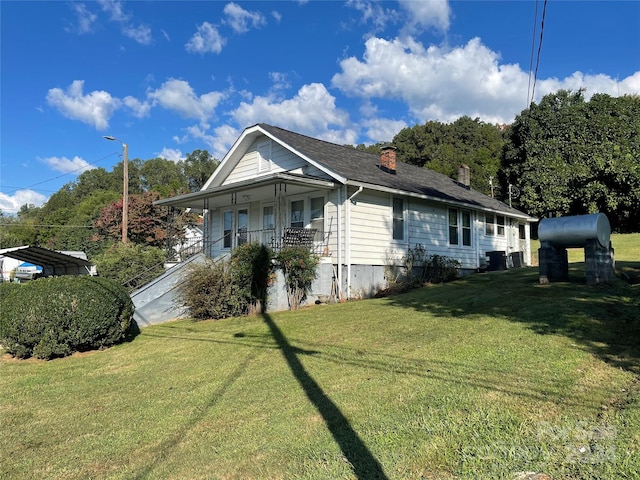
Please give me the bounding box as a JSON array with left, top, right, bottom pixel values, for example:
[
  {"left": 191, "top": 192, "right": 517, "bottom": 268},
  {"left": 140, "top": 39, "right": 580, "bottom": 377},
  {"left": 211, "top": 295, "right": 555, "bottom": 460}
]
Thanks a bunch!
[{"left": 1, "top": 234, "right": 639, "bottom": 479}]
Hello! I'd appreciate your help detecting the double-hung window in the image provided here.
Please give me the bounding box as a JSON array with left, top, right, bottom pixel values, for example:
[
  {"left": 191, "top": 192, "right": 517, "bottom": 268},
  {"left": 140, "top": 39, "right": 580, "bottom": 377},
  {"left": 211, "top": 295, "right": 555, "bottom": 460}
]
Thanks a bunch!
[
  {"left": 223, "top": 211, "right": 232, "bottom": 248},
  {"left": 392, "top": 197, "right": 405, "bottom": 241},
  {"left": 310, "top": 196, "right": 324, "bottom": 242},
  {"left": 289, "top": 196, "right": 325, "bottom": 241},
  {"left": 485, "top": 213, "right": 505, "bottom": 237},
  {"left": 290, "top": 200, "right": 304, "bottom": 228},
  {"left": 449, "top": 208, "right": 471, "bottom": 246},
  {"left": 485, "top": 213, "right": 495, "bottom": 236},
  {"left": 462, "top": 211, "right": 471, "bottom": 246},
  {"left": 496, "top": 215, "right": 505, "bottom": 236}
]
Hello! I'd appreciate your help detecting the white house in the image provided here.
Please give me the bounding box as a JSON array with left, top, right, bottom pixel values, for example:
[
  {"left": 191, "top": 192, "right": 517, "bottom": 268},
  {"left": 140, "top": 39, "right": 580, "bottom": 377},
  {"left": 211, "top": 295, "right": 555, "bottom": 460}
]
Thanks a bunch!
[{"left": 156, "top": 123, "right": 536, "bottom": 309}]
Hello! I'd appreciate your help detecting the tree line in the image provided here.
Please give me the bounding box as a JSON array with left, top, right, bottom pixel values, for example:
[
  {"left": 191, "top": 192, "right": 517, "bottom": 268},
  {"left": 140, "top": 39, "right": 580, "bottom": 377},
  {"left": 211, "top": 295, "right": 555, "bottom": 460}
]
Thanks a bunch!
[
  {"left": 1, "top": 89, "right": 638, "bottom": 264},
  {"left": 385, "top": 90, "right": 639, "bottom": 232}
]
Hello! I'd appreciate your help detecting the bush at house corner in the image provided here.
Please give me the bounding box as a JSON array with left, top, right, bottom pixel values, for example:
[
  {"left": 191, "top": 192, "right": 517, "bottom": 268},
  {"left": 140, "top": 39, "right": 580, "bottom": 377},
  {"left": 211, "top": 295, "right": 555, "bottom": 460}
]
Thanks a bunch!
[{"left": 0, "top": 276, "right": 134, "bottom": 360}]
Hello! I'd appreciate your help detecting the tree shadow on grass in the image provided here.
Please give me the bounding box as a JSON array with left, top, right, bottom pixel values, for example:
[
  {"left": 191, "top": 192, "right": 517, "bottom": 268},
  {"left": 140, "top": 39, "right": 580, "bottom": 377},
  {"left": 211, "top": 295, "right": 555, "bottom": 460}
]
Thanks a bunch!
[
  {"left": 385, "top": 266, "right": 640, "bottom": 375},
  {"left": 262, "top": 313, "right": 389, "bottom": 480}
]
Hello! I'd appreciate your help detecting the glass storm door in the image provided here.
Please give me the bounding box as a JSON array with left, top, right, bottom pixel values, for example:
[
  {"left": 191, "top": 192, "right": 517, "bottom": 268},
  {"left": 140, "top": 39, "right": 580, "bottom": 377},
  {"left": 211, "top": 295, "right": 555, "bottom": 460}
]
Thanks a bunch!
[{"left": 222, "top": 208, "right": 249, "bottom": 249}]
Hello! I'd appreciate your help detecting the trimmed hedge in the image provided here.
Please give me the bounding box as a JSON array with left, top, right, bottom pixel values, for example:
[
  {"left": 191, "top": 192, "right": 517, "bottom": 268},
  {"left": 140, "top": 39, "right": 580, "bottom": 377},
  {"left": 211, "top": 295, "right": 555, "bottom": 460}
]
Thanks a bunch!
[{"left": 0, "top": 276, "right": 134, "bottom": 360}]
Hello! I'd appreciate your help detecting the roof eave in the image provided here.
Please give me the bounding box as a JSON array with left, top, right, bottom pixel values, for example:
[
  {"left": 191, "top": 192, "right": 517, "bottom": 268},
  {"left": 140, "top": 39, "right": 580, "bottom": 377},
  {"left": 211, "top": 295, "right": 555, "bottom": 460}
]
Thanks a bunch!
[
  {"left": 154, "top": 172, "right": 336, "bottom": 210},
  {"left": 346, "top": 180, "right": 535, "bottom": 221}
]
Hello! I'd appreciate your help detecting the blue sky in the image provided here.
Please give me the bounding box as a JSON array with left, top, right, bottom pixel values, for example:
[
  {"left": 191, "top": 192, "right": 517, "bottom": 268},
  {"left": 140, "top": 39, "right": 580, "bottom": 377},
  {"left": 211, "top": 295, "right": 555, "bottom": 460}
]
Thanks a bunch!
[{"left": 1, "top": 0, "right": 639, "bottom": 213}]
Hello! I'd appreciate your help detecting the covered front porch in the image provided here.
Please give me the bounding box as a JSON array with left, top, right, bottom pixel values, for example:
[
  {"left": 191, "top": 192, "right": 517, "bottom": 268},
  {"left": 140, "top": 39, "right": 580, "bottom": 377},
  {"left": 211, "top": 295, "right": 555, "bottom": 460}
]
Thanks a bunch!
[{"left": 156, "top": 172, "right": 338, "bottom": 259}]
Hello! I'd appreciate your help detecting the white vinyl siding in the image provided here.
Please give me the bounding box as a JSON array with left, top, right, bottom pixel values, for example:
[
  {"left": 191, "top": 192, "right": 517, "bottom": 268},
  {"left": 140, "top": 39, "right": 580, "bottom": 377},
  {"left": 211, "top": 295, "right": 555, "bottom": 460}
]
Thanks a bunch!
[
  {"left": 224, "top": 138, "right": 332, "bottom": 185},
  {"left": 258, "top": 140, "right": 271, "bottom": 172},
  {"left": 348, "top": 191, "right": 392, "bottom": 265}
]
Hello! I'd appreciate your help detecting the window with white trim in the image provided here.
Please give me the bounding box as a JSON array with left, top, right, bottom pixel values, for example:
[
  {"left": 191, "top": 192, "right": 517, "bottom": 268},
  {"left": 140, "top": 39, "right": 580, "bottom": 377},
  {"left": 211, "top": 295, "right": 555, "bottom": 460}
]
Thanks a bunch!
[
  {"left": 310, "top": 196, "right": 324, "bottom": 242},
  {"left": 497, "top": 215, "right": 505, "bottom": 236},
  {"left": 485, "top": 213, "right": 495, "bottom": 236},
  {"left": 485, "top": 213, "right": 505, "bottom": 237},
  {"left": 290, "top": 200, "right": 305, "bottom": 228},
  {"left": 223, "top": 210, "right": 232, "bottom": 248},
  {"left": 462, "top": 211, "right": 471, "bottom": 246},
  {"left": 262, "top": 205, "right": 275, "bottom": 231},
  {"left": 392, "top": 197, "right": 405, "bottom": 241},
  {"left": 449, "top": 208, "right": 472, "bottom": 246},
  {"left": 449, "top": 209, "right": 459, "bottom": 245}
]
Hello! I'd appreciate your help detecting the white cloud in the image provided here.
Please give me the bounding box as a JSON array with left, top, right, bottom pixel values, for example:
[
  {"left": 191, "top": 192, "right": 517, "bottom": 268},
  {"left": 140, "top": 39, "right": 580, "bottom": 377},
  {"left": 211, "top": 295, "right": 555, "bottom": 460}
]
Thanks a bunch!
[
  {"left": 398, "top": 0, "right": 450, "bottom": 34},
  {"left": 223, "top": 2, "right": 266, "bottom": 34},
  {"left": 66, "top": 3, "right": 97, "bottom": 34},
  {"left": 184, "top": 124, "right": 240, "bottom": 159},
  {"left": 363, "top": 118, "right": 408, "bottom": 144},
  {"left": 186, "top": 22, "right": 226, "bottom": 54},
  {"left": 534, "top": 71, "right": 640, "bottom": 103},
  {"left": 0, "top": 190, "right": 48, "bottom": 214},
  {"left": 98, "top": 0, "right": 129, "bottom": 23},
  {"left": 122, "top": 96, "right": 152, "bottom": 118},
  {"left": 123, "top": 24, "right": 152, "bottom": 45},
  {"left": 96, "top": 0, "right": 152, "bottom": 45},
  {"left": 41, "top": 156, "right": 95, "bottom": 174},
  {"left": 269, "top": 72, "right": 291, "bottom": 90},
  {"left": 46, "top": 80, "right": 120, "bottom": 130},
  {"left": 332, "top": 34, "right": 640, "bottom": 126},
  {"left": 332, "top": 36, "right": 531, "bottom": 124},
  {"left": 346, "top": 0, "right": 398, "bottom": 33},
  {"left": 157, "top": 148, "right": 184, "bottom": 163},
  {"left": 146, "top": 79, "right": 225, "bottom": 124},
  {"left": 231, "top": 83, "right": 356, "bottom": 144}
]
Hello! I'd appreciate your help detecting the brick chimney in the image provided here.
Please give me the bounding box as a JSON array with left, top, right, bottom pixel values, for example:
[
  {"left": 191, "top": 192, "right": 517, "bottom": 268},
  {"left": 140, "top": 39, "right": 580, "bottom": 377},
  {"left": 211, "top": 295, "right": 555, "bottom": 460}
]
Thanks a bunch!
[
  {"left": 458, "top": 164, "right": 470, "bottom": 188},
  {"left": 380, "top": 145, "right": 397, "bottom": 174}
]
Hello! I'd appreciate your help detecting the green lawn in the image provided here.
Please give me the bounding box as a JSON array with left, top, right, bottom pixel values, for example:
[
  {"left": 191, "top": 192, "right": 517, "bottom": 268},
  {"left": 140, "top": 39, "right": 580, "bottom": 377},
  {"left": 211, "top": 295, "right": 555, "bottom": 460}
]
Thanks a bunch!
[{"left": 1, "top": 235, "right": 639, "bottom": 479}]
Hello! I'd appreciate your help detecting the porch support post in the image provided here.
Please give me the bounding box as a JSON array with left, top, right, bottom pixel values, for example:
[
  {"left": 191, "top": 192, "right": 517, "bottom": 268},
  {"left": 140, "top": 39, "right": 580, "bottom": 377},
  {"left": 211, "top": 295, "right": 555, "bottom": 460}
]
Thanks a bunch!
[
  {"left": 337, "top": 185, "right": 345, "bottom": 300},
  {"left": 203, "top": 198, "right": 209, "bottom": 256}
]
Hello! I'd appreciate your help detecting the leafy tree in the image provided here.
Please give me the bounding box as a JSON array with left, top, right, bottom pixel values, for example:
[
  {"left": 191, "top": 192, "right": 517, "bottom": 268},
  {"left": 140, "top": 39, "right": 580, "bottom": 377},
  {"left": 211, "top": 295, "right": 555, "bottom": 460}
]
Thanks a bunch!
[
  {"left": 0, "top": 149, "right": 214, "bottom": 254},
  {"left": 182, "top": 149, "right": 219, "bottom": 192},
  {"left": 0, "top": 210, "right": 29, "bottom": 248},
  {"left": 93, "top": 191, "right": 190, "bottom": 248},
  {"left": 140, "top": 158, "right": 187, "bottom": 196},
  {"left": 351, "top": 142, "right": 386, "bottom": 154},
  {"left": 501, "top": 90, "right": 640, "bottom": 231},
  {"left": 393, "top": 117, "right": 505, "bottom": 195},
  {"left": 73, "top": 168, "right": 119, "bottom": 198}
]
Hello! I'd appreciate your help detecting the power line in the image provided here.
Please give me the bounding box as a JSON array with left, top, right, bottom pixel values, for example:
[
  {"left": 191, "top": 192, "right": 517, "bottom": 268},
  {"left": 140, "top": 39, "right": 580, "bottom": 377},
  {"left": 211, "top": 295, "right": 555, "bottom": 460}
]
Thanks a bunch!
[
  {"left": 0, "top": 224, "right": 96, "bottom": 228},
  {"left": 528, "top": 0, "right": 548, "bottom": 106},
  {"left": 0, "top": 151, "right": 120, "bottom": 197},
  {"left": 526, "top": 0, "right": 540, "bottom": 106}
]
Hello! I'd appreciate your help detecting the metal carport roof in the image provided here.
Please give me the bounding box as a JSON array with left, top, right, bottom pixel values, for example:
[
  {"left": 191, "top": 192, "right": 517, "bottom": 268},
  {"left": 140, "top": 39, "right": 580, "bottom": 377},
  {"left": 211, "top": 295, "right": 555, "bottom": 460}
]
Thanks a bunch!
[{"left": 0, "top": 246, "right": 96, "bottom": 277}]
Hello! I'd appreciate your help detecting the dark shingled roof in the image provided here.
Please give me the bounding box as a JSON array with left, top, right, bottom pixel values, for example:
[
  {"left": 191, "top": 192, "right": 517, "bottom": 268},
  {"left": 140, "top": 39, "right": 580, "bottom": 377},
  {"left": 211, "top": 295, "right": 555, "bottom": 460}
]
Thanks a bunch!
[{"left": 258, "top": 123, "right": 528, "bottom": 217}]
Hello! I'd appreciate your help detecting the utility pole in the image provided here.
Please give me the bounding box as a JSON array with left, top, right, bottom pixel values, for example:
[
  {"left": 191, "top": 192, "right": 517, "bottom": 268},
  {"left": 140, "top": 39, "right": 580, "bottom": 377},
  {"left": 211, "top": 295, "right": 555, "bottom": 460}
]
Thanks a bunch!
[{"left": 103, "top": 136, "right": 129, "bottom": 243}]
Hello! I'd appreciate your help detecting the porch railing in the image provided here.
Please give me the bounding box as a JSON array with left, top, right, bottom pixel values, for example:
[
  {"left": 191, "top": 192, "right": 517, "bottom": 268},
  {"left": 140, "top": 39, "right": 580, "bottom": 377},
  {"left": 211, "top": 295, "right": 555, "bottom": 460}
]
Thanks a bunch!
[
  {"left": 122, "top": 227, "right": 325, "bottom": 292},
  {"left": 210, "top": 227, "right": 323, "bottom": 255}
]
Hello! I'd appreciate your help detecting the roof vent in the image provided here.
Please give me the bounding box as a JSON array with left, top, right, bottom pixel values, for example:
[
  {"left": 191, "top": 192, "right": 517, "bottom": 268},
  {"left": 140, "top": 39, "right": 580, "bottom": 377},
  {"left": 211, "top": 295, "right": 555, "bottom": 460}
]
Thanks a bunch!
[{"left": 380, "top": 145, "right": 397, "bottom": 174}]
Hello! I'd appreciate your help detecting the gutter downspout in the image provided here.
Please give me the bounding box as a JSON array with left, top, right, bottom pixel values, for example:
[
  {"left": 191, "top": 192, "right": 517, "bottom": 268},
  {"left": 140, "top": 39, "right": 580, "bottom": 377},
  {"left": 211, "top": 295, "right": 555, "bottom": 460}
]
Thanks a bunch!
[
  {"left": 336, "top": 187, "right": 343, "bottom": 300},
  {"left": 346, "top": 186, "right": 364, "bottom": 298}
]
